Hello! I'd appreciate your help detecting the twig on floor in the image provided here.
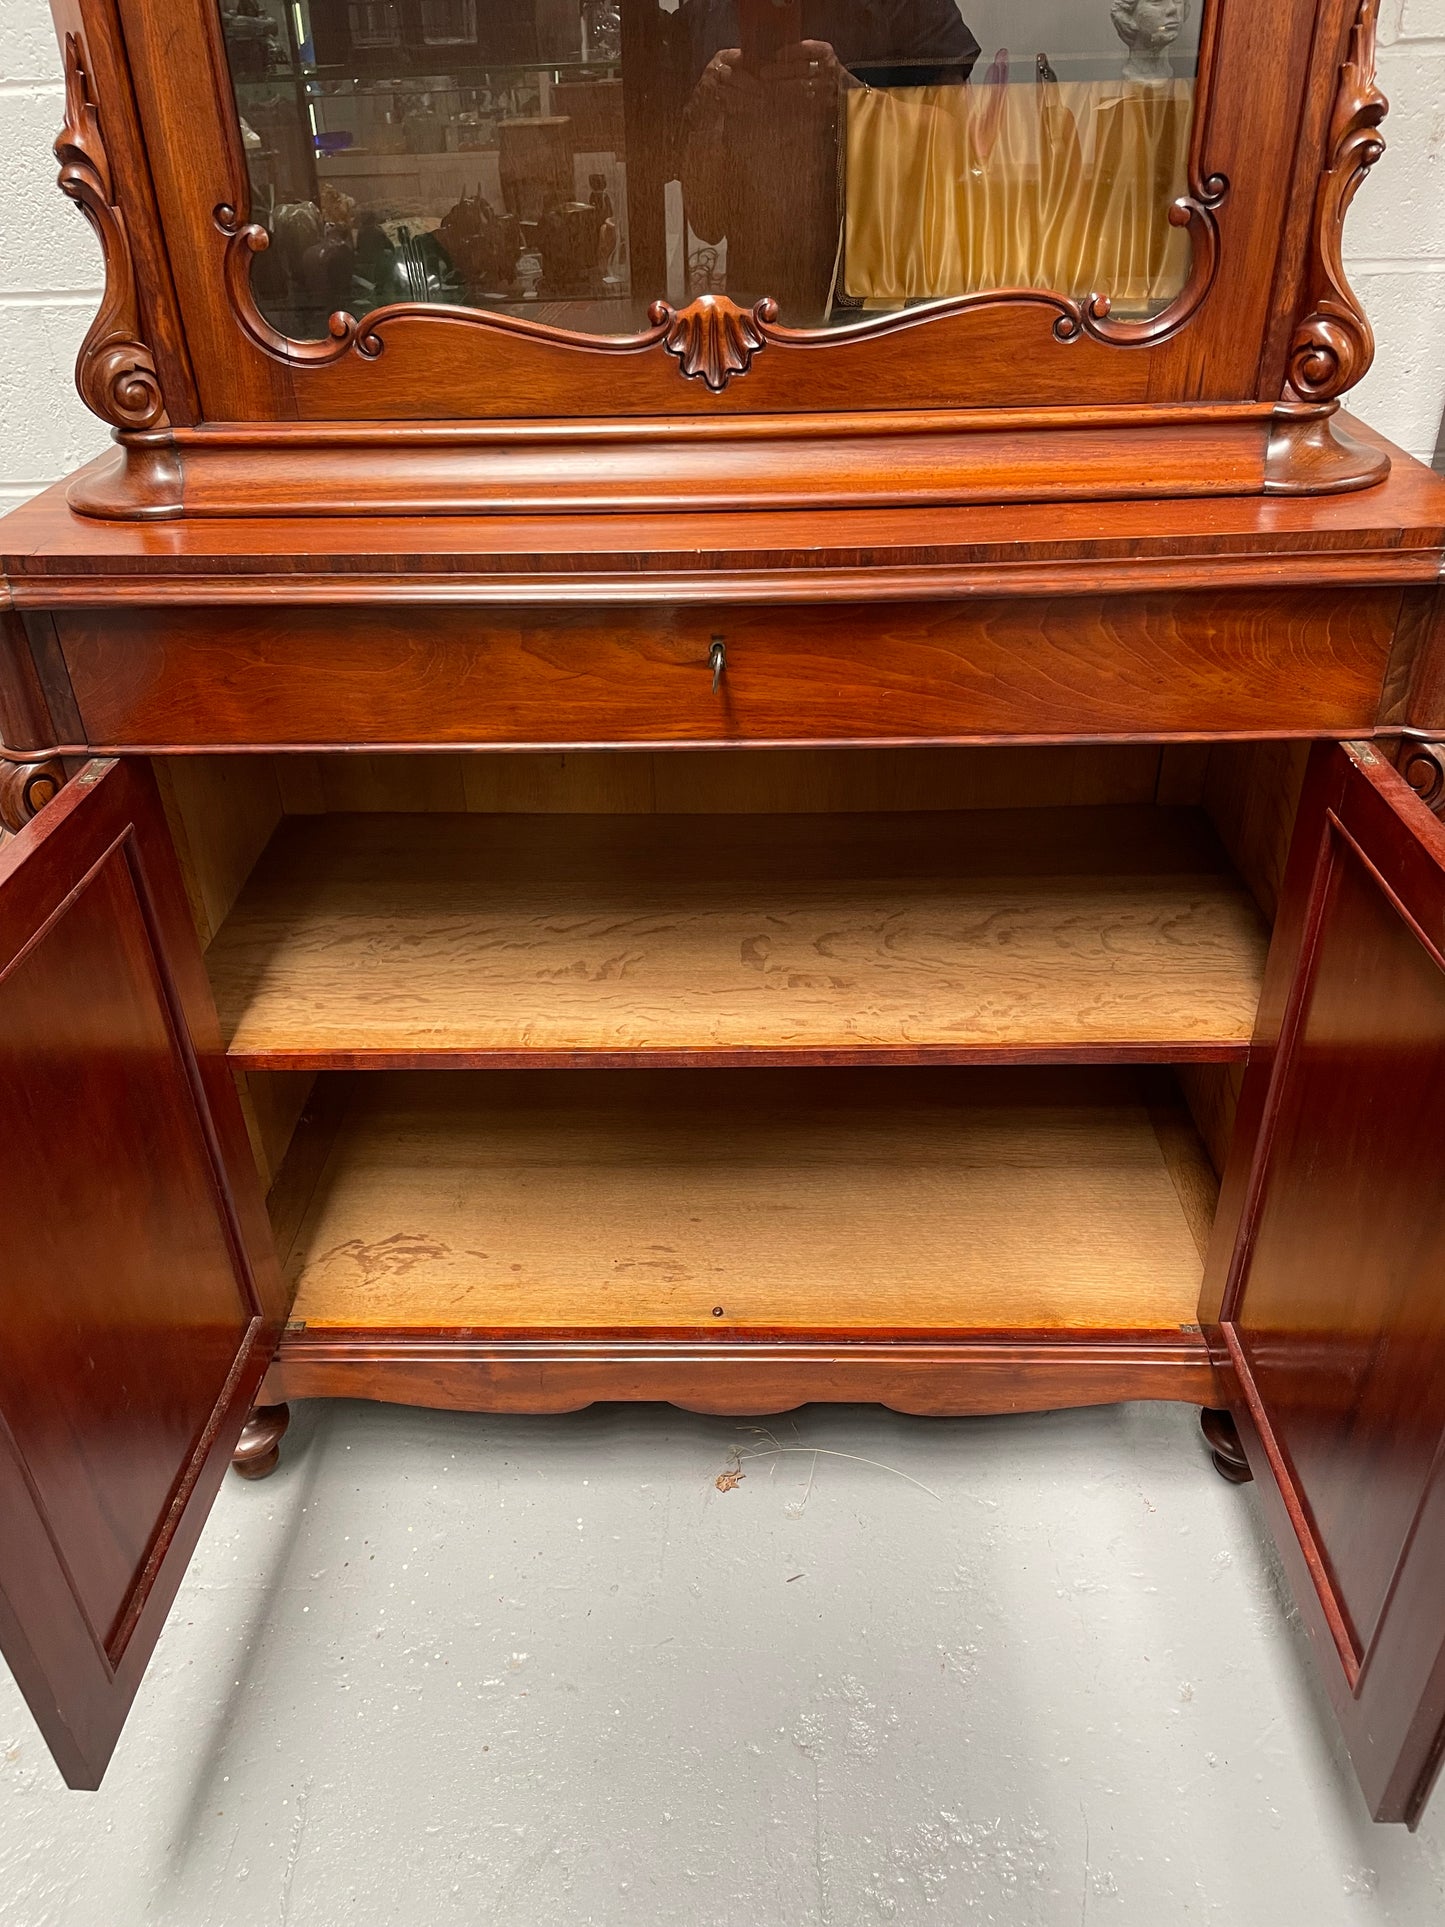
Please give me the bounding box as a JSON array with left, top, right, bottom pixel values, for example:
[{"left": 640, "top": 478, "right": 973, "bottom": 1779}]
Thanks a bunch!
[{"left": 722, "top": 1441, "right": 943, "bottom": 1502}]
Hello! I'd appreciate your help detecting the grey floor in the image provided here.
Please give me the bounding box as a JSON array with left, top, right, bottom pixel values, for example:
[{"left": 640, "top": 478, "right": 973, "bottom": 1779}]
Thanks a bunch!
[{"left": 2, "top": 1401, "right": 1444, "bottom": 1926}]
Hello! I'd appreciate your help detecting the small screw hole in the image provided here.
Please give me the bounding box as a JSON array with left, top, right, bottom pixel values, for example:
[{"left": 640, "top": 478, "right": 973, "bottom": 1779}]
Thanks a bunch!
[{"left": 712, "top": 1306, "right": 725, "bottom": 1317}]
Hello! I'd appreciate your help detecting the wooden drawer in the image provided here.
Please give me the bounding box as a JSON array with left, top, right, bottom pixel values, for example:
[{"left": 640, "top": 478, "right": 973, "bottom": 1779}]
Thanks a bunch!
[{"left": 52, "top": 589, "right": 1401, "bottom": 750}]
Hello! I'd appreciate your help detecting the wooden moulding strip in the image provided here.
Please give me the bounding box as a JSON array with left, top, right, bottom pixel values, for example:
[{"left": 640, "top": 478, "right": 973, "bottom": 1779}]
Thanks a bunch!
[
  {"left": 169, "top": 404, "right": 1283, "bottom": 446},
  {"left": 7, "top": 549, "right": 1442, "bottom": 608},
  {"left": 229, "top": 1042, "right": 1255, "bottom": 1071},
  {"left": 261, "top": 1328, "right": 1219, "bottom": 1417}
]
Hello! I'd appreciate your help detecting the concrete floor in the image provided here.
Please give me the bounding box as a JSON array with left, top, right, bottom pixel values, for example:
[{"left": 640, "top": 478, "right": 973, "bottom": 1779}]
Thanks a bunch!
[{"left": 1, "top": 1400, "right": 1443, "bottom": 1926}]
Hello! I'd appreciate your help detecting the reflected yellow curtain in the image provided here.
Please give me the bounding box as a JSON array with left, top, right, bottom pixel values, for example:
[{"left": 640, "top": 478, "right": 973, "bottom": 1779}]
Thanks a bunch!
[{"left": 843, "top": 80, "right": 1193, "bottom": 314}]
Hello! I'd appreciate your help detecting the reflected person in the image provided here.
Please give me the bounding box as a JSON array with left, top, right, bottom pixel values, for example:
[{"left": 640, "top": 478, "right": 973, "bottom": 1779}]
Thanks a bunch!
[{"left": 676, "top": 0, "right": 980, "bottom": 320}]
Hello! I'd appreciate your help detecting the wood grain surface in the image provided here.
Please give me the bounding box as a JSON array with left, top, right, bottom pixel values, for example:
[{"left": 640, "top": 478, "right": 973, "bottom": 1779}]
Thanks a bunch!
[
  {"left": 4, "top": 423, "right": 1442, "bottom": 613},
  {"left": 207, "top": 809, "right": 1269, "bottom": 1067},
  {"left": 49, "top": 588, "right": 1404, "bottom": 755},
  {"left": 260, "top": 1326, "right": 1220, "bottom": 1417},
  {"left": 268, "top": 743, "right": 1171, "bottom": 818},
  {"left": 0, "top": 756, "right": 284, "bottom": 1786},
  {"left": 278, "top": 1067, "right": 1214, "bottom": 1334},
  {"left": 1202, "top": 742, "right": 1445, "bottom": 1823}
]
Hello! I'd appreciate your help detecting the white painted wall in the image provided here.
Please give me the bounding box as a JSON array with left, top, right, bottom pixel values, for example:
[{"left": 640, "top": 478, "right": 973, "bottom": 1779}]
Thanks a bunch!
[
  {"left": 0, "top": 0, "right": 109, "bottom": 510},
  {"left": 0, "top": 0, "right": 1441, "bottom": 502}
]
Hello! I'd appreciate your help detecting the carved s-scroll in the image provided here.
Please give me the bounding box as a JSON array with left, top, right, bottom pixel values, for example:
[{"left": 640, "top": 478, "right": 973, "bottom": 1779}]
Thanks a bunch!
[
  {"left": 1398, "top": 741, "right": 1445, "bottom": 816},
  {"left": 54, "top": 33, "right": 168, "bottom": 433},
  {"left": 1285, "top": 0, "right": 1387, "bottom": 403},
  {"left": 0, "top": 760, "right": 66, "bottom": 835}
]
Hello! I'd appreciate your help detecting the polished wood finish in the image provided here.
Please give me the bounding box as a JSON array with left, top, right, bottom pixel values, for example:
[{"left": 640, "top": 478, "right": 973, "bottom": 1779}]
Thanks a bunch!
[
  {"left": 0, "top": 757, "right": 66, "bottom": 833},
  {"left": 269, "top": 743, "right": 1174, "bottom": 819},
  {"left": 0, "top": 609, "right": 82, "bottom": 756},
  {"left": 151, "top": 752, "right": 281, "bottom": 944},
  {"left": 1283, "top": 0, "right": 1387, "bottom": 407},
  {"left": 46, "top": 0, "right": 199, "bottom": 429},
  {"left": 4, "top": 427, "right": 1443, "bottom": 618},
  {"left": 1389, "top": 587, "right": 1445, "bottom": 736},
  {"left": 262, "top": 1330, "right": 1218, "bottom": 1420},
  {"left": 206, "top": 808, "right": 1268, "bottom": 1070},
  {"left": 1201, "top": 1406, "right": 1253, "bottom": 1483},
  {"left": 0, "top": 758, "right": 285, "bottom": 1787},
  {"left": 52, "top": 29, "right": 166, "bottom": 435},
  {"left": 1201, "top": 739, "right": 1312, "bottom": 920},
  {"left": 46, "top": 0, "right": 1400, "bottom": 515},
  {"left": 68, "top": 414, "right": 1280, "bottom": 521},
  {"left": 231, "top": 1404, "right": 289, "bottom": 1481},
  {"left": 1177, "top": 1060, "right": 1246, "bottom": 1178},
  {"left": 1394, "top": 737, "right": 1445, "bottom": 817},
  {"left": 1263, "top": 402, "right": 1390, "bottom": 494},
  {"left": 5, "top": 0, "right": 1445, "bottom": 1819},
  {"left": 234, "top": 1068, "right": 316, "bottom": 1192},
  {"left": 42, "top": 589, "right": 1405, "bottom": 755},
  {"left": 1203, "top": 742, "right": 1445, "bottom": 1824},
  {"left": 273, "top": 1067, "right": 1213, "bottom": 1335}
]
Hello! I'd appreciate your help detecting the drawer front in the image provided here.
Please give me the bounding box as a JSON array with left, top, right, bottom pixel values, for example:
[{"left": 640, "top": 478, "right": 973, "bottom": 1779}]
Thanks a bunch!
[{"left": 54, "top": 590, "right": 1400, "bottom": 750}]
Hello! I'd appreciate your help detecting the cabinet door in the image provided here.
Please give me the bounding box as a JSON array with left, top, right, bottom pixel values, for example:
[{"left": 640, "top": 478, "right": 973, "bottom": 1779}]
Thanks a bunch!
[
  {"left": 0, "top": 758, "right": 285, "bottom": 1788},
  {"left": 1205, "top": 740, "right": 1445, "bottom": 1825}
]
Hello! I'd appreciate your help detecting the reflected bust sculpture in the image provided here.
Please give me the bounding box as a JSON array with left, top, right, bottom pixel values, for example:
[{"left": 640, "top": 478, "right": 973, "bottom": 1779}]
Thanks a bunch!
[{"left": 1110, "top": 0, "right": 1190, "bottom": 81}]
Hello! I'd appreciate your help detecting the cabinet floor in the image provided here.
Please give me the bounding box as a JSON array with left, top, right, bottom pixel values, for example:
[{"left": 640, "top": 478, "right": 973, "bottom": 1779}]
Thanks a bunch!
[
  {"left": 1, "top": 1402, "right": 1442, "bottom": 1927},
  {"left": 278, "top": 1068, "right": 1215, "bottom": 1333}
]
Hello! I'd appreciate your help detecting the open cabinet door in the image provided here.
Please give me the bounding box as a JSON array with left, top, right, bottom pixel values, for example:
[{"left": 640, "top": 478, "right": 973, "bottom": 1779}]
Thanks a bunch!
[
  {"left": 0, "top": 758, "right": 286, "bottom": 1788},
  {"left": 1204, "top": 740, "right": 1445, "bottom": 1826}
]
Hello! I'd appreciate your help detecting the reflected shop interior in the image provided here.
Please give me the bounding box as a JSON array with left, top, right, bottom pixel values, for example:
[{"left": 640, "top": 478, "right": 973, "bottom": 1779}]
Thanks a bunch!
[{"left": 219, "top": 0, "right": 1203, "bottom": 340}]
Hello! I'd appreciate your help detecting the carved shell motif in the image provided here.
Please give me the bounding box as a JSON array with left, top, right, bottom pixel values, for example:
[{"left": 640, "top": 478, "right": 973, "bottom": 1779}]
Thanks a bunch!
[
  {"left": 651, "top": 295, "right": 777, "bottom": 392},
  {"left": 53, "top": 33, "right": 168, "bottom": 433},
  {"left": 1286, "top": 0, "right": 1388, "bottom": 403}
]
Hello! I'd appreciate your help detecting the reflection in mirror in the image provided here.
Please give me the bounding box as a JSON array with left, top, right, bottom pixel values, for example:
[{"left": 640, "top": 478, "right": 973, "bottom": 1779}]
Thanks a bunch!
[{"left": 217, "top": 0, "right": 1202, "bottom": 341}]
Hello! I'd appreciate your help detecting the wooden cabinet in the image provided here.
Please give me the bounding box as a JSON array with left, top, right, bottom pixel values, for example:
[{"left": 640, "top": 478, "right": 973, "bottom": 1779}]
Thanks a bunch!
[
  {"left": 2, "top": 0, "right": 1445, "bottom": 1828},
  {"left": 45, "top": 0, "right": 1396, "bottom": 513},
  {"left": 1203, "top": 740, "right": 1445, "bottom": 1825},
  {"left": 0, "top": 759, "right": 285, "bottom": 1788}
]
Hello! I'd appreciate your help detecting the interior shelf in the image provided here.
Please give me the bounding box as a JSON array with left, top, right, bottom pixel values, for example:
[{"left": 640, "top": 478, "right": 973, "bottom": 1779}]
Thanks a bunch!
[
  {"left": 275, "top": 1067, "right": 1216, "bottom": 1335},
  {"left": 209, "top": 808, "right": 1269, "bottom": 1067}
]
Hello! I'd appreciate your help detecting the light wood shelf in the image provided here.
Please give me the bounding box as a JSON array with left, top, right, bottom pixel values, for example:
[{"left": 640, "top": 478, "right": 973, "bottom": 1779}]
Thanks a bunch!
[
  {"left": 210, "top": 808, "right": 1269, "bottom": 1067},
  {"left": 278, "top": 1068, "right": 1215, "bottom": 1334}
]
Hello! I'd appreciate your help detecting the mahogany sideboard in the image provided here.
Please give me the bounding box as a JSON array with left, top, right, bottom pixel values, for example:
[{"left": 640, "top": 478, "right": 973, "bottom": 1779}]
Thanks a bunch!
[{"left": 3, "top": 0, "right": 1445, "bottom": 1832}]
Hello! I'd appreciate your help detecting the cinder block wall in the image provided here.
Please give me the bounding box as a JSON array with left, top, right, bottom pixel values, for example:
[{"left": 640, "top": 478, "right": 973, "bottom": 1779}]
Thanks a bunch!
[
  {"left": 0, "top": 0, "right": 109, "bottom": 511},
  {"left": 1347, "top": 0, "right": 1445, "bottom": 463},
  {"left": 1, "top": 0, "right": 1441, "bottom": 503}
]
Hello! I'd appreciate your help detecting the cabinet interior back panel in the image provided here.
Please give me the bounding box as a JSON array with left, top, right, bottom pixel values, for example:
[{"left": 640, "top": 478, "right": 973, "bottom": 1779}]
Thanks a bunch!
[
  {"left": 280, "top": 1068, "right": 1214, "bottom": 1333},
  {"left": 208, "top": 809, "right": 1269, "bottom": 1066}
]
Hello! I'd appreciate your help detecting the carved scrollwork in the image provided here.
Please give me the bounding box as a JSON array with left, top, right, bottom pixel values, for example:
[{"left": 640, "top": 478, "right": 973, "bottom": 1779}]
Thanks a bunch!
[
  {"left": 0, "top": 759, "right": 66, "bottom": 835},
  {"left": 212, "top": 76, "right": 1229, "bottom": 387},
  {"left": 650, "top": 295, "right": 776, "bottom": 391},
  {"left": 1285, "top": 0, "right": 1387, "bottom": 402},
  {"left": 1399, "top": 741, "right": 1445, "bottom": 816},
  {"left": 215, "top": 204, "right": 379, "bottom": 364},
  {"left": 54, "top": 34, "right": 168, "bottom": 433}
]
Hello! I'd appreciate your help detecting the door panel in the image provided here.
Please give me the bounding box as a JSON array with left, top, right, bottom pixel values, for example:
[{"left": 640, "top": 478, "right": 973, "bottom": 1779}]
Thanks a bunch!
[
  {"left": 1204, "top": 741, "right": 1445, "bottom": 1824},
  {"left": 0, "top": 758, "right": 286, "bottom": 1787}
]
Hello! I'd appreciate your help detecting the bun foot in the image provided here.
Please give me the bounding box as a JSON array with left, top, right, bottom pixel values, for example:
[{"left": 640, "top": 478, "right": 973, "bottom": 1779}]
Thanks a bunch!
[
  {"left": 233, "top": 1403, "right": 290, "bottom": 1480},
  {"left": 1201, "top": 1407, "right": 1252, "bottom": 1484}
]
